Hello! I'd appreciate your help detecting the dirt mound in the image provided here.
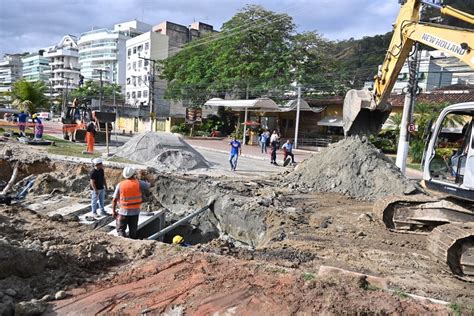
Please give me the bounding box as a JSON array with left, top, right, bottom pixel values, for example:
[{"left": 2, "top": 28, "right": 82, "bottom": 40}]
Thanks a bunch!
[
  {"left": 114, "top": 132, "right": 209, "bottom": 171},
  {"left": 286, "top": 137, "right": 418, "bottom": 200}
]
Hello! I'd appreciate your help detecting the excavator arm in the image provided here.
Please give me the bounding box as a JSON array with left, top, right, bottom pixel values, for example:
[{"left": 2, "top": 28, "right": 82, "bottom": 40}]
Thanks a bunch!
[{"left": 343, "top": 0, "right": 474, "bottom": 136}]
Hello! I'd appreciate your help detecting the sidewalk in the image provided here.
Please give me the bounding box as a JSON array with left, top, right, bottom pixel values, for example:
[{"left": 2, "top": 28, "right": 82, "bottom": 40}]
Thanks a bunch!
[{"left": 186, "top": 138, "right": 314, "bottom": 162}]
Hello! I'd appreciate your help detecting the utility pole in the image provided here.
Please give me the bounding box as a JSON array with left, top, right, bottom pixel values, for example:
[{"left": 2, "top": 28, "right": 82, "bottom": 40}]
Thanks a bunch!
[
  {"left": 62, "top": 77, "right": 72, "bottom": 113},
  {"left": 242, "top": 82, "right": 249, "bottom": 146},
  {"left": 396, "top": 44, "right": 421, "bottom": 173},
  {"left": 138, "top": 56, "right": 157, "bottom": 132},
  {"left": 294, "top": 85, "right": 302, "bottom": 149},
  {"left": 93, "top": 68, "right": 107, "bottom": 112}
]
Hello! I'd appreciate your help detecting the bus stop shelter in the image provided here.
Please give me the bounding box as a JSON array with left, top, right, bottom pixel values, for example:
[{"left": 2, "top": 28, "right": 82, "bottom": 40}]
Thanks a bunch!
[{"left": 204, "top": 97, "right": 280, "bottom": 145}]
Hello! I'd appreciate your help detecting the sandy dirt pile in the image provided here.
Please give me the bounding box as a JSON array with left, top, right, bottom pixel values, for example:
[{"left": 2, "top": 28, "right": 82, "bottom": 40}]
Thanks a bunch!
[
  {"left": 286, "top": 136, "right": 418, "bottom": 200},
  {"left": 0, "top": 206, "right": 159, "bottom": 315},
  {"left": 114, "top": 132, "right": 209, "bottom": 171}
]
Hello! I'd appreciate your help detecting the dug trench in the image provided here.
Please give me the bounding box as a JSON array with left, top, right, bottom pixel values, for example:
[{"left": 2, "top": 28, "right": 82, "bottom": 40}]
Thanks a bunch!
[{"left": 0, "top": 156, "right": 473, "bottom": 314}]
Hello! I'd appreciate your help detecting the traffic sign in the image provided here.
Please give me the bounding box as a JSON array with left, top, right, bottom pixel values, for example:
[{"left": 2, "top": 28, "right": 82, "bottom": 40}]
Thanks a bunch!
[{"left": 408, "top": 123, "right": 416, "bottom": 133}]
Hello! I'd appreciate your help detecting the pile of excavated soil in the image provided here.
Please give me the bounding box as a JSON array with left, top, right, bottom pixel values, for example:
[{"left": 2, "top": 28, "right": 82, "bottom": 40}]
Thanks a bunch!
[
  {"left": 114, "top": 132, "right": 209, "bottom": 171},
  {"left": 286, "top": 137, "right": 418, "bottom": 200},
  {"left": 0, "top": 206, "right": 160, "bottom": 315}
]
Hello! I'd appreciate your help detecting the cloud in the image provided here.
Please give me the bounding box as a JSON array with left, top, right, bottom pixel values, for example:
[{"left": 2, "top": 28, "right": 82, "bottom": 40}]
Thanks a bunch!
[{"left": 0, "top": 0, "right": 400, "bottom": 57}]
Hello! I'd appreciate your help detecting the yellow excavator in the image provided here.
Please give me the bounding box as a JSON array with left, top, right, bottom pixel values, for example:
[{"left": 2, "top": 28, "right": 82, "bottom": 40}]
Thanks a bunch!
[{"left": 343, "top": 0, "right": 474, "bottom": 281}]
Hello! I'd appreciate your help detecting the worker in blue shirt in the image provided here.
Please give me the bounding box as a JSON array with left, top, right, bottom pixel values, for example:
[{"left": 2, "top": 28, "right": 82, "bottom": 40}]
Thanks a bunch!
[
  {"left": 229, "top": 137, "right": 242, "bottom": 171},
  {"left": 17, "top": 111, "right": 29, "bottom": 137}
]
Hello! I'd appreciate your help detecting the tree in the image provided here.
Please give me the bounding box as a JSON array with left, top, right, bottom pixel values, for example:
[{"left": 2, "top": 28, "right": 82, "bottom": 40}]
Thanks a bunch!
[
  {"left": 70, "top": 80, "right": 123, "bottom": 104},
  {"left": 10, "top": 80, "right": 48, "bottom": 114},
  {"left": 290, "top": 31, "right": 346, "bottom": 96},
  {"left": 161, "top": 5, "right": 296, "bottom": 105}
]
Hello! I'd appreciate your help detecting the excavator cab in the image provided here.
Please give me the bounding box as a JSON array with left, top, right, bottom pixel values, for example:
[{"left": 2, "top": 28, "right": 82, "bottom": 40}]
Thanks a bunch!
[{"left": 423, "top": 102, "right": 474, "bottom": 198}]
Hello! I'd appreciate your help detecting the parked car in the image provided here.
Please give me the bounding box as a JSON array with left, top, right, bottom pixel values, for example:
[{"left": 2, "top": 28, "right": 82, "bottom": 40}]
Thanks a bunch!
[
  {"left": 3, "top": 113, "right": 15, "bottom": 122},
  {"left": 35, "top": 112, "right": 51, "bottom": 121}
]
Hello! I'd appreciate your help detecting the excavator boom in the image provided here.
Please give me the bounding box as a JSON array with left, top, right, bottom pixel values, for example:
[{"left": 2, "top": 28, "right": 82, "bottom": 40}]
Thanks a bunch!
[{"left": 343, "top": 0, "right": 474, "bottom": 136}]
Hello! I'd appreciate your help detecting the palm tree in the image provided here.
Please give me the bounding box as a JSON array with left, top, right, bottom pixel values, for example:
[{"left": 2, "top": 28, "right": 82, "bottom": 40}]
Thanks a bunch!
[{"left": 11, "top": 80, "right": 48, "bottom": 114}]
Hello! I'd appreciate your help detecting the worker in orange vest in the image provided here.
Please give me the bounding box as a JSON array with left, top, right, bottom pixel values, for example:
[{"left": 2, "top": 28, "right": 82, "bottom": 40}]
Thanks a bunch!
[
  {"left": 85, "top": 121, "right": 96, "bottom": 153},
  {"left": 111, "top": 167, "right": 150, "bottom": 239}
]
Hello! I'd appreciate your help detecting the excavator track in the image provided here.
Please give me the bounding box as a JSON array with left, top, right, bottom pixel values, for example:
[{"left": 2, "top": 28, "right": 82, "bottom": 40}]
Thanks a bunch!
[
  {"left": 375, "top": 194, "right": 474, "bottom": 280},
  {"left": 428, "top": 223, "right": 474, "bottom": 282}
]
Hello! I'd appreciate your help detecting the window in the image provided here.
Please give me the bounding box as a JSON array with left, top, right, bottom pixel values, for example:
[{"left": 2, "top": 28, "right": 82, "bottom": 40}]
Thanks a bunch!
[
  {"left": 126, "top": 92, "right": 130, "bottom": 99},
  {"left": 144, "top": 42, "right": 149, "bottom": 50},
  {"left": 137, "top": 91, "right": 142, "bottom": 98},
  {"left": 138, "top": 45, "right": 143, "bottom": 52},
  {"left": 127, "top": 48, "right": 131, "bottom": 56},
  {"left": 138, "top": 60, "right": 142, "bottom": 68},
  {"left": 127, "top": 63, "right": 131, "bottom": 70},
  {"left": 132, "top": 77, "right": 136, "bottom": 85},
  {"left": 143, "top": 90, "right": 148, "bottom": 98},
  {"left": 132, "top": 61, "right": 136, "bottom": 70},
  {"left": 143, "top": 75, "right": 147, "bottom": 83},
  {"left": 133, "top": 47, "right": 137, "bottom": 54},
  {"left": 132, "top": 91, "right": 136, "bottom": 98},
  {"left": 126, "top": 78, "right": 131, "bottom": 85},
  {"left": 144, "top": 60, "right": 149, "bottom": 67}
]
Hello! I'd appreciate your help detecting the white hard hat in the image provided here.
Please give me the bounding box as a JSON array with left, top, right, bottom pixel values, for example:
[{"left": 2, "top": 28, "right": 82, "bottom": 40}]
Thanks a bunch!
[
  {"left": 122, "top": 167, "right": 136, "bottom": 179},
  {"left": 92, "top": 158, "right": 103, "bottom": 165}
]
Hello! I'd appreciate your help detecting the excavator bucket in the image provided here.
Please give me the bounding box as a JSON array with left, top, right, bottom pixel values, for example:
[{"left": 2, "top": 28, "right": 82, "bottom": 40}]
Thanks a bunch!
[{"left": 343, "top": 89, "right": 391, "bottom": 136}]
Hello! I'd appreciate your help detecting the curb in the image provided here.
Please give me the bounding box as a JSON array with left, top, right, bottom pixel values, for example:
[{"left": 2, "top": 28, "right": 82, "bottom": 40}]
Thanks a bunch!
[{"left": 192, "top": 145, "right": 270, "bottom": 161}]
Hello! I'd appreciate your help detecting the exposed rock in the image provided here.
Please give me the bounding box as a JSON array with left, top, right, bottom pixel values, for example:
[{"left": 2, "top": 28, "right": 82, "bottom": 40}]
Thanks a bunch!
[
  {"left": 15, "top": 300, "right": 46, "bottom": 316},
  {"left": 54, "top": 290, "right": 68, "bottom": 300}
]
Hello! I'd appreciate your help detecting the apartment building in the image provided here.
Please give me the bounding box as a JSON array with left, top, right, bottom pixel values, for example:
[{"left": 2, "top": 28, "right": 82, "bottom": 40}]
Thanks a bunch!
[
  {"left": 21, "top": 51, "right": 50, "bottom": 83},
  {"left": 78, "top": 20, "right": 151, "bottom": 88},
  {"left": 44, "top": 35, "right": 80, "bottom": 97},
  {"left": 125, "top": 31, "right": 168, "bottom": 109},
  {"left": 392, "top": 50, "right": 454, "bottom": 93},
  {"left": 125, "top": 21, "right": 214, "bottom": 115},
  {"left": 0, "top": 54, "right": 23, "bottom": 91}
]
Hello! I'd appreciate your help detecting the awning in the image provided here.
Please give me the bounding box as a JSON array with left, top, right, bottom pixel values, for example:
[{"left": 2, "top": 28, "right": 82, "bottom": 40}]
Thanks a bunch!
[
  {"left": 204, "top": 97, "right": 280, "bottom": 111},
  {"left": 278, "top": 99, "right": 325, "bottom": 113},
  {"left": 317, "top": 116, "right": 344, "bottom": 127}
]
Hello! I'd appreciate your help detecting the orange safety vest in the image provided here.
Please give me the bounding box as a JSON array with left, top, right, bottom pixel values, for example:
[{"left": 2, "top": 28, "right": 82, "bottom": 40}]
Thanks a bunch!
[{"left": 119, "top": 179, "right": 143, "bottom": 209}]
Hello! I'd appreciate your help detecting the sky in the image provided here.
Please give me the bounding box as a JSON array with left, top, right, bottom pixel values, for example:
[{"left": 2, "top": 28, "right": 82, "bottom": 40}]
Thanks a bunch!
[{"left": 0, "top": 0, "right": 400, "bottom": 57}]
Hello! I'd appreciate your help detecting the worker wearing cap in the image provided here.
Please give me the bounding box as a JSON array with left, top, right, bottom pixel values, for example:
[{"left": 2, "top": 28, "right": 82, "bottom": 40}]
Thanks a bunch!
[
  {"left": 32, "top": 114, "right": 43, "bottom": 140},
  {"left": 90, "top": 158, "right": 107, "bottom": 216},
  {"left": 172, "top": 235, "right": 190, "bottom": 247},
  {"left": 111, "top": 167, "right": 150, "bottom": 239}
]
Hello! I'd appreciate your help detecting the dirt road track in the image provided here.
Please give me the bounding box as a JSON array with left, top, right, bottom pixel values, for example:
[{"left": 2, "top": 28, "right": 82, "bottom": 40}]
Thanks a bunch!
[{"left": 52, "top": 251, "right": 447, "bottom": 315}]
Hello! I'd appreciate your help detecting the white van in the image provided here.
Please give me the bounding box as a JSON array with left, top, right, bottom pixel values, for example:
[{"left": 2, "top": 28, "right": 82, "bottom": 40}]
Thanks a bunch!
[{"left": 36, "top": 112, "right": 51, "bottom": 121}]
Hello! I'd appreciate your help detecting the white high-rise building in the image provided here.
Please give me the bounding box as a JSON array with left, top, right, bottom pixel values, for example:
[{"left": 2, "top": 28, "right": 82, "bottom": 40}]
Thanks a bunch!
[
  {"left": 125, "top": 31, "right": 168, "bottom": 108},
  {"left": 0, "top": 54, "right": 23, "bottom": 92},
  {"left": 21, "top": 51, "right": 50, "bottom": 83},
  {"left": 44, "top": 35, "right": 80, "bottom": 98},
  {"left": 78, "top": 20, "right": 151, "bottom": 88},
  {"left": 0, "top": 54, "right": 23, "bottom": 104}
]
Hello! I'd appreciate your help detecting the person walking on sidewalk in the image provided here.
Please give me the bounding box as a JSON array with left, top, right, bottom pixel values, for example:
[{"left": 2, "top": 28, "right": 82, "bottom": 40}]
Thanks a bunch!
[
  {"left": 282, "top": 139, "right": 295, "bottom": 164},
  {"left": 259, "top": 130, "right": 269, "bottom": 153},
  {"left": 229, "top": 136, "right": 242, "bottom": 171},
  {"left": 112, "top": 167, "right": 150, "bottom": 239},
  {"left": 270, "top": 130, "right": 279, "bottom": 165},
  {"left": 90, "top": 158, "right": 108, "bottom": 216}
]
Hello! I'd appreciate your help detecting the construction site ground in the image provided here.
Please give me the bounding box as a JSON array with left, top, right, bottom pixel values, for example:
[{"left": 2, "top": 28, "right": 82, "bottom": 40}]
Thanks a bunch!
[{"left": 0, "top": 135, "right": 472, "bottom": 315}]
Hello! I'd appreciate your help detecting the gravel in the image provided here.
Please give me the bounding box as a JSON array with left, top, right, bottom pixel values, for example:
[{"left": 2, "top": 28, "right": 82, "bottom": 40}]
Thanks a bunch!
[
  {"left": 114, "top": 132, "right": 209, "bottom": 171},
  {"left": 286, "top": 136, "right": 418, "bottom": 201}
]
